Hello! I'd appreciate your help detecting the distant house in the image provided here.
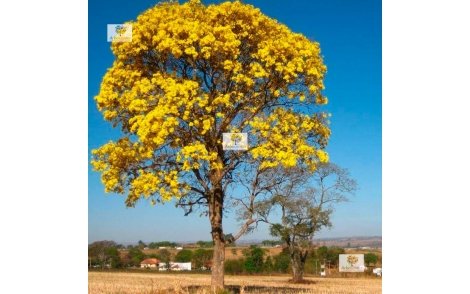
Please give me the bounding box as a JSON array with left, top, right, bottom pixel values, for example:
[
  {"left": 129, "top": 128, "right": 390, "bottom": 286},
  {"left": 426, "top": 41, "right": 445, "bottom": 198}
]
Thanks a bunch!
[
  {"left": 201, "top": 260, "right": 212, "bottom": 271},
  {"left": 175, "top": 247, "right": 183, "bottom": 250},
  {"left": 140, "top": 258, "right": 159, "bottom": 268}
]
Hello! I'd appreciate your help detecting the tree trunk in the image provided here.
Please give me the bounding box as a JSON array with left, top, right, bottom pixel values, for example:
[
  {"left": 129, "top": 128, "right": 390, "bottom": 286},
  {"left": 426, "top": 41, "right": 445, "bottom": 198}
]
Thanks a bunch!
[
  {"left": 209, "top": 182, "right": 225, "bottom": 292},
  {"left": 211, "top": 233, "right": 225, "bottom": 292},
  {"left": 291, "top": 255, "right": 305, "bottom": 282},
  {"left": 290, "top": 248, "right": 307, "bottom": 283}
]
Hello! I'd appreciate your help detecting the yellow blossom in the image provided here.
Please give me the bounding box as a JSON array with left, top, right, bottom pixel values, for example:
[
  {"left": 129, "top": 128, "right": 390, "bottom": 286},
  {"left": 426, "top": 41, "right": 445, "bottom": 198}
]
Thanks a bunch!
[{"left": 91, "top": 0, "right": 329, "bottom": 208}]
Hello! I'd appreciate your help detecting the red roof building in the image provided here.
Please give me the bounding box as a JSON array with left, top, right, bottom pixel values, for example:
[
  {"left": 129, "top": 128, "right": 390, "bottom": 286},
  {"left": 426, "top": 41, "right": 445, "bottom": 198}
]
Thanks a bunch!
[{"left": 140, "top": 258, "right": 160, "bottom": 268}]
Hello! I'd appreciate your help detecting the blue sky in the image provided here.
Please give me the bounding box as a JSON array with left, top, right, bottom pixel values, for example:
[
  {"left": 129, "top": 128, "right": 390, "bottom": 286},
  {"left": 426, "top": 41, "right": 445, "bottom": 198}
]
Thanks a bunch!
[{"left": 89, "top": 0, "right": 382, "bottom": 244}]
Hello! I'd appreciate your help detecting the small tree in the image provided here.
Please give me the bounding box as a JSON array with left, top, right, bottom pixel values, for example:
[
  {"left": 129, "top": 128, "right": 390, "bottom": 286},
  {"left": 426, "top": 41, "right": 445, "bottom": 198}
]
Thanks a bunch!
[
  {"left": 314, "top": 246, "right": 344, "bottom": 267},
  {"left": 88, "top": 241, "right": 118, "bottom": 269},
  {"left": 192, "top": 249, "right": 213, "bottom": 270},
  {"left": 264, "top": 256, "right": 274, "bottom": 273},
  {"left": 175, "top": 249, "right": 193, "bottom": 262},
  {"left": 105, "top": 247, "right": 122, "bottom": 268},
  {"left": 224, "top": 259, "right": 245, "bottom": 274},
  {"left": 137, "top": 240, "right": 146, "bottom": 249},
  {"left": 156, "top": 249, "right": 171, "bottom": 270},
  {"left": 273, "top": 249, "right": 291, "bottom": 273},
  {"left": 268, "top": 163, "right": 356, "bottom": 282},
  {"left": 127, "top": 247, "right": 145, "bottom": 266},
  {"left": 364, "top": 253, "right": 379, "bottom": 266},
  {"left": 243, "top": 245, "right": 265, "bottom": 273}
]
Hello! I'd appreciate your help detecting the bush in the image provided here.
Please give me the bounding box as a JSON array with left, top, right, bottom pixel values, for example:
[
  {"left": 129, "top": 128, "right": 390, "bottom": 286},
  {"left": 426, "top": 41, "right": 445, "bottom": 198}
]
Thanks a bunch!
[
  {"left": 224, "top": 259, "right": 245, "bottom": 274},
  {"left": 273, "top": 251, "right": 290, "bottom": 273},
  {"left": 313, "top": 246, "right": 345, "bottom": 267},
  {"left": 175, "top": 249, "right": 193, "bottom": 262},
  {"left": 243, "top": 246, "right": 265, "bottom": 273},
  {"left": 192, "top": 249, "right": 213, "bottom": 270},
  {"left": 263, "top": 256, "right": 274, "bottom": 273},
  {"left": 155, "top": 249, "right": 171, "bottom": 269},
  {"left": 364, "top": 253, "right": 379, "bottom": 266},
  {"left": 304, "top": 256, "right": 322, "bottom": 274},
  {"left": 127, "top": 248, "right": 145, "bottom": 266}
]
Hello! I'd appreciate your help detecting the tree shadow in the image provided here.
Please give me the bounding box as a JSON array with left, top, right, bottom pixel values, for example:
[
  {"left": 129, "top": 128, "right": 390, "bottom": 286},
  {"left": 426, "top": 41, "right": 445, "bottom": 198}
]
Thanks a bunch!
[{"left": 287, "top": 279, "right": 317, "bottom": 285}]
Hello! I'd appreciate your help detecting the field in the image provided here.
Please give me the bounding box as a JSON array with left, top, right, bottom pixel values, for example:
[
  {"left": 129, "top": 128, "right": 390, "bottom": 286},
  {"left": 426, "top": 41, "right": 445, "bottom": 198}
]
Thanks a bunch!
[{"left": 88, "top": 271, "right": 381, "bottom": 294}]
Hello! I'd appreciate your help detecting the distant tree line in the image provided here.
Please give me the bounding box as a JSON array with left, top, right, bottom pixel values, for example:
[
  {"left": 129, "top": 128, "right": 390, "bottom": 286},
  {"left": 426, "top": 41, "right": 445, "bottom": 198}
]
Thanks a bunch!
[
  {"left": 223, "top": 245, "right": 350, "bottom": 275},
  {"left": 88, "top": 241, "right": 122, "bottom": 269},
  {"left": 196, "top": 240, "right": 214, "bottom": 248},
  {"left": 88, "top": 241, "right": 381, "bottom": 275},
  {"left": 260, "top": 240, "right": 283, "bottom": 247},
  {"left": 224, "top": 245, "right": 380, "bottom": 275},
  {"left": 127, "top": 240, "right": 181, "bottom": 249},
  {"left": 88, "top": 241, "right": 213, "bottom": 270},
  {"left": 147, "top": 241, "right": 178, "bottom": 249}
]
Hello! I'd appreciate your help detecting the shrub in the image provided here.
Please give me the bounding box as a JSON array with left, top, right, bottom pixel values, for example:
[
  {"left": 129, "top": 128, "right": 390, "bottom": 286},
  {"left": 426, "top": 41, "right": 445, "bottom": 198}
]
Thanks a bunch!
[
  {"left": 175, "top": 249, "right": 193, "bottom": 262},
  {"left": 224, "top": 259, "right": 245, "bottom": 274}
]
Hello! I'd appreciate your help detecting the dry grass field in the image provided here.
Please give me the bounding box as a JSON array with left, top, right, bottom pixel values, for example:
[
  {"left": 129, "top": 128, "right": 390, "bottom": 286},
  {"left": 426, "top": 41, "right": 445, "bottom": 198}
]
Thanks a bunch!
[{"left": 88, "top": 271, "right": 381, "bottom": 294}]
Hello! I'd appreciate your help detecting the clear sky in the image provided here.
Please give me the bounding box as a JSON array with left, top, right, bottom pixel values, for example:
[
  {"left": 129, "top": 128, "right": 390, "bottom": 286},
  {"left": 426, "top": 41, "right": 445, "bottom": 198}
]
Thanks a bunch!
[{"left": 88, "top": 0, "right": 382, "bottom": 244}]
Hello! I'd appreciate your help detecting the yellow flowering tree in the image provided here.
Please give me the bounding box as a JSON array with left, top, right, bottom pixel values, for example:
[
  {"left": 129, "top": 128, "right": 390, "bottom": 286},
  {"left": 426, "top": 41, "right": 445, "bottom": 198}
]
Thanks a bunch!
[{"left": 91, "top": 0, "right": 330, "bottom": 290}]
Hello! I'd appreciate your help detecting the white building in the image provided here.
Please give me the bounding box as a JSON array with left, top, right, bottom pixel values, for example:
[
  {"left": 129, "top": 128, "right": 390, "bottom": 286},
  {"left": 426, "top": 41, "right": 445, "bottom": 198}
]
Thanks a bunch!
[{"left": 158, "top": 262, "right": 191, "bottom": 271}]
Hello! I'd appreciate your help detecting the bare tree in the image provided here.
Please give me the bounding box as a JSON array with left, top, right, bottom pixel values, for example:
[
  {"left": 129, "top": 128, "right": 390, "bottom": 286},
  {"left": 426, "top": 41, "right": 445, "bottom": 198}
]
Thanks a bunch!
[
  {"left": 88, "top": 241, "right": 118, "bottom": 269},
  {"left": 266, "top": 163, "right": 357, "bottom": 282}
]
